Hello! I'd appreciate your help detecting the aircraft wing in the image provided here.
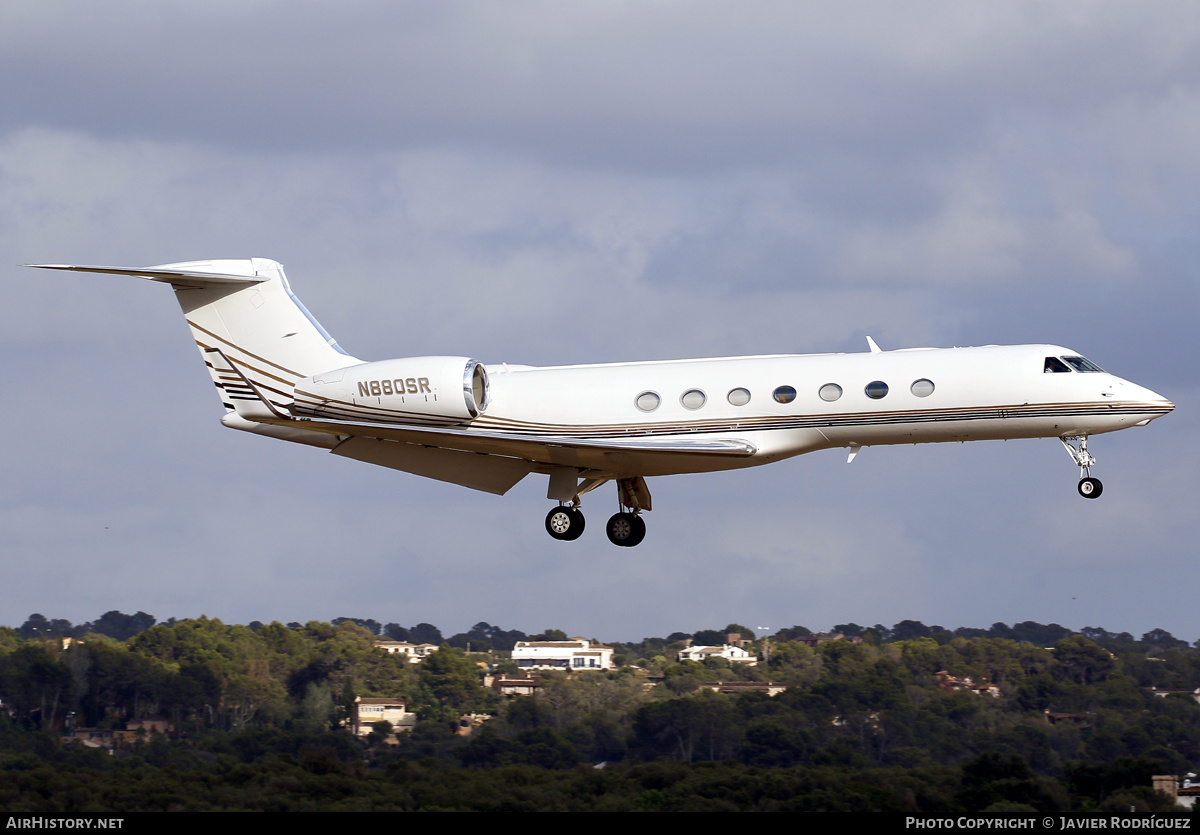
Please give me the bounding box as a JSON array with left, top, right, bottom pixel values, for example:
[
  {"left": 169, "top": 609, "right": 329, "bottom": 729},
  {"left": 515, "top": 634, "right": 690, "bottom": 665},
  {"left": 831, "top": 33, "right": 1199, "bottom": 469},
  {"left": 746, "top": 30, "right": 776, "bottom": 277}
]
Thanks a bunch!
[
  {"left": 280, "top": 414, "right": 756, "bottom": 494},
  {"left": 269, "top": 413, "right": 758, "bottom": 462}
]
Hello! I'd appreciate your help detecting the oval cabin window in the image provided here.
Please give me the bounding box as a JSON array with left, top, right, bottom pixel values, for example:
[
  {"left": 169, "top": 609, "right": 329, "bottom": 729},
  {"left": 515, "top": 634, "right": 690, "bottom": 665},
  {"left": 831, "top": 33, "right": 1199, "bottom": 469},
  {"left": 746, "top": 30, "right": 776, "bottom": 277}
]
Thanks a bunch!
[
  {"left": 818, "top": 383, "right": 842, "bottom": 402},
  {"left": 681, "top": 389, "right": 707, "bottom": 410},
  {"left": 635, "top": 391, "right": 661, "bottom": 412}
]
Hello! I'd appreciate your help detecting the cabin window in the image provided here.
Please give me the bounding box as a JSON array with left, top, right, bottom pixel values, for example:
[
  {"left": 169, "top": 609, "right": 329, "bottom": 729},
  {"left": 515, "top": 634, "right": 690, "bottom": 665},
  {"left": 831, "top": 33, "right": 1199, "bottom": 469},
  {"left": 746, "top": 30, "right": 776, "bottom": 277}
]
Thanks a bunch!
[
  {"left": 1044, "top": 357, "right": 1071, "bottom": 373},
  {"left": 1062, "top": 356, "right": 1104, "bottom": 373},
  {"left": 910, "top": 379, "right": 935, "bottom": 397},
  {"left": 635, "top": 391, "right": 661, "bottom": 412},
  {"left": 818, "top": 383, "right": 842, "bottom": 402},
  {"left": 681, "top": 389, "right": 707, "bottom": 410},
  {"left": 727, "top": 388, "right": 751, "bottom": 406},
  {"left": 773, "top": 385, "right": 797, "bottom": 404},
  {"left": 865, "top": 381, "right": 889, "bottom": 399}
]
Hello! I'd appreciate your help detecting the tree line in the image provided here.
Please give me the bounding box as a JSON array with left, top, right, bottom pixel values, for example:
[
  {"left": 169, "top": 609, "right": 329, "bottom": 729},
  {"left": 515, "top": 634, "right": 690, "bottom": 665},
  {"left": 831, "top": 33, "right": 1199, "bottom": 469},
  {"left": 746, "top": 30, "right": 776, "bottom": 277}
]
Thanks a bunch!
[{"left": 2, "top": 613, "right": 1200, "bottom": 812}]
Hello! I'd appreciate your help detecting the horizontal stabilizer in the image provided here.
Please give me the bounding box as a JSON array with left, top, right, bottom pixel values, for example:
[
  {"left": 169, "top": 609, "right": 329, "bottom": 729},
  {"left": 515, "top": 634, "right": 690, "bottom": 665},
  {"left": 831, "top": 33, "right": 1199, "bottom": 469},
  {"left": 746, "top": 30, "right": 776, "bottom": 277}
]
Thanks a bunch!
[{"left": 26, "top": 262, "right": 267, "bottom": 289}]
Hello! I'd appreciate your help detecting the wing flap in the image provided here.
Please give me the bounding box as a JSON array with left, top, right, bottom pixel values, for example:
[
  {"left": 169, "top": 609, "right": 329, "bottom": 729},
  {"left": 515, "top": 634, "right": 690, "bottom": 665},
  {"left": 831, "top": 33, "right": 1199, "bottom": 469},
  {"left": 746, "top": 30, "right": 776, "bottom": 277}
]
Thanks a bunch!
[{"left": 332, "top": 437, "right": 535, "bottom": 495}]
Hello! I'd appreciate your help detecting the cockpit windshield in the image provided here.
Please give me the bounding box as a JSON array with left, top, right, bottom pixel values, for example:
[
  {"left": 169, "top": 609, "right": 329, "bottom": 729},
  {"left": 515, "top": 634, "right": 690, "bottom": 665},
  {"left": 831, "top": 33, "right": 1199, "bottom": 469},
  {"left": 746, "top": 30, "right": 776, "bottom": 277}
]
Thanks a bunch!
[
  {"left": 1044, "top": 355, "right": 1104, "bottom": 373},
  {"left": 1062, "top": 356, "right": 1104, "bottom": 373}
]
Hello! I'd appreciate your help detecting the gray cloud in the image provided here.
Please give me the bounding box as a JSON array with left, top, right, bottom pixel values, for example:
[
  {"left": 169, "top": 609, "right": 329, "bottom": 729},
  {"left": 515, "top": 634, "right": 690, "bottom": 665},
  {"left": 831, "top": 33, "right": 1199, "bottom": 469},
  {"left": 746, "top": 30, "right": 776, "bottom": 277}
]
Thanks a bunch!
[{"left": 2, "top": 1, "right": 1196, "bottom": 641}]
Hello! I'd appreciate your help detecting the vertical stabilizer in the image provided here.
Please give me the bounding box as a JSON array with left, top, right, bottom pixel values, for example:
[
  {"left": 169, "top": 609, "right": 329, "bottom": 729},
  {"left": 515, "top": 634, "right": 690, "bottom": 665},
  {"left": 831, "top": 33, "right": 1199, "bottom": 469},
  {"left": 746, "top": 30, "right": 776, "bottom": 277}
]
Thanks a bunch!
[
  {"left": 170, "top": 258, "right": 360, "bottom": 412},
  {"left": 28, "top": 259, "right": 362, "bottom": 414}
]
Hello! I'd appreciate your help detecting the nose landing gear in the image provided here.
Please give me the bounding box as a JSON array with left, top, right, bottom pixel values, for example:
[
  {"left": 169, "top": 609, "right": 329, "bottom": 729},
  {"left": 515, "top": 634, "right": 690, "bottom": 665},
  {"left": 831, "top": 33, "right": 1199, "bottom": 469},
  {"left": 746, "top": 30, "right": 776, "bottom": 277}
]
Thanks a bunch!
[
  {"left": 1061, "top": 435, "right": 1103, "bottom": 499},
  {"left": 1078, "top": 477, "right": 1102, "bottom": 498}
]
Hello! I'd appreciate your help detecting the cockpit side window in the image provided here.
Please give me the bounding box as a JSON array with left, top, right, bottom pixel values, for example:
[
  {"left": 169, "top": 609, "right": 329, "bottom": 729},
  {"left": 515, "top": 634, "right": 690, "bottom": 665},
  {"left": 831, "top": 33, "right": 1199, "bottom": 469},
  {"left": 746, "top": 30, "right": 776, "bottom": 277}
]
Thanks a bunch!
[
  {"left": 1062, "top": 355, "right": 1104, "bottom": 373},
  {"left": 1044, "top": 357, "right": 1071, "bottom": 373}
]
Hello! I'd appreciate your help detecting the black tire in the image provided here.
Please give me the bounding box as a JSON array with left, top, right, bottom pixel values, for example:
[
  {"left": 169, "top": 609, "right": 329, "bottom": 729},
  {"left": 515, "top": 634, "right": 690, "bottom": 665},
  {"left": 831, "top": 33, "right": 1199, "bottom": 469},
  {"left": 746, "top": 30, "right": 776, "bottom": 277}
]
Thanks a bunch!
[
  {"left": 627, "top": 514, "right": 647, "bottom": 547},
  {"left": 546, "top": 506, "right": 584, "bottom": 540},
  {"left": 606, "top": 512, "right": 646, "bottom": 547},
  {"left": 563, "top": 508, "right": 585, "bottom": 540},
  {"left": 1077, "top": 477, "right": 1103, "bottom": 499}
]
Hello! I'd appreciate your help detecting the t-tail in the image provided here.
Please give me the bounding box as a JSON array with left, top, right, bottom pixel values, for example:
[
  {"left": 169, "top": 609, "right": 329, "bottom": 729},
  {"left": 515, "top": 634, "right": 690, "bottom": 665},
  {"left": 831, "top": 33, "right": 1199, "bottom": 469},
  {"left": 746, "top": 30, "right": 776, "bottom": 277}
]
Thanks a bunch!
[{"left": 28, "top": 259, "right": 361, "bottom": 445}]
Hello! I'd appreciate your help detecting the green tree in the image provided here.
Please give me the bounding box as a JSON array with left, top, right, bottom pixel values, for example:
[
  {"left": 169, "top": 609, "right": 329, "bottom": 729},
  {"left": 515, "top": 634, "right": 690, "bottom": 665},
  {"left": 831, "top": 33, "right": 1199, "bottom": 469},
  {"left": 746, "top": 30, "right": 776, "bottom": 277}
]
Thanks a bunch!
[{"left": 419, "top": 646, "right": 490, "bottom": 713}]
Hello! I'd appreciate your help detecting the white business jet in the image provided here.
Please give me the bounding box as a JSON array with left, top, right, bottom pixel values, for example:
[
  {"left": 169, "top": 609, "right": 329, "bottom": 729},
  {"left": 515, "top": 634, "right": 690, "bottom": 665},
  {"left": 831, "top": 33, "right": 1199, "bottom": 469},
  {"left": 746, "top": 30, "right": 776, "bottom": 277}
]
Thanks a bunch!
[{"left": 31, "top": 258, "right": 1173, "bottom": 547}]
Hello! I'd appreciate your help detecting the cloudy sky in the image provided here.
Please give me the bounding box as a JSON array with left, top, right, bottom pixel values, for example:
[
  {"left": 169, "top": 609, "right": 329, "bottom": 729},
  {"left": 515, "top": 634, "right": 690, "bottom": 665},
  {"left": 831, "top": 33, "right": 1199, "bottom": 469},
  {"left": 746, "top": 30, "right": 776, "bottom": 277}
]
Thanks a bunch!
[{"left": 2, "top": 1, "right": 1197, "bottom": 643}]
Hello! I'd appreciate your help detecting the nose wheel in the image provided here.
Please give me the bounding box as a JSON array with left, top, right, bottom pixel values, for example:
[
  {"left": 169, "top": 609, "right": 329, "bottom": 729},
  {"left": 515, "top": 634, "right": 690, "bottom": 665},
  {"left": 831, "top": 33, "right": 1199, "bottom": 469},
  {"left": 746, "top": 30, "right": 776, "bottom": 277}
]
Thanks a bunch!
[
  {"left": 1077, "top": 477, "right": 1103, "bottom": 499},
  {"left": 545, "top": 505, "right": 585, "bottom": 540},
  {"left": 1061, "top": 436, "right": 1103, "bottom": 500}
]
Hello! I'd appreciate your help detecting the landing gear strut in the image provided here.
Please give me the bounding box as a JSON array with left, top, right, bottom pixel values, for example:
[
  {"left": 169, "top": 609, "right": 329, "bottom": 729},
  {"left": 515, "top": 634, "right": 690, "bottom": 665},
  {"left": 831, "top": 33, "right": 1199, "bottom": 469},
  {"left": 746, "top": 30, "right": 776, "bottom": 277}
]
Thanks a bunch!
[{"left": 1061, "top": 435, "right": 1103, "bottom": 499}]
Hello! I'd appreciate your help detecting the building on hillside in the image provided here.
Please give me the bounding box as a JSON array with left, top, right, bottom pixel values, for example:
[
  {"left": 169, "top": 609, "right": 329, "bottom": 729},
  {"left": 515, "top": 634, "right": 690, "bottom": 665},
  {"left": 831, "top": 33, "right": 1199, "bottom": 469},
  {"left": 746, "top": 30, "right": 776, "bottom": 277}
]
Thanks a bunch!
[
  {"left": 457, "top": 714, "right": 491, "bottom": 736},
  {"left": 678, "top": 644, "right": 757, "bottom": 665},
  {"left": 1149, "top": 686, "right": 1200, "bottom": 704},
  {"left": 935, "top": 671, "right": 1001, "bottom": 698},
  {"left": 1155, "top": 775, "right": 1199, "bottom": 809},
  {"left": 353, "top": 697, "right": 416, "bottom": 737},
  {"left": 1043, "top": 710, "right": 1092, "bottom": 728},
  {"left": 374, "top": 641, "right": 439, "bottom": 663},
  {"left": 485, "top": 673, "right": 544, "bottom": 696},
  {"left": 699, "top": 681, "right": 787, "bottom": 696},
  {"left": 126, "top": 718, "right": 173, "bottom": 735},
  {"left": 512, "top": 639, "right": 613, "bottom": 670}
]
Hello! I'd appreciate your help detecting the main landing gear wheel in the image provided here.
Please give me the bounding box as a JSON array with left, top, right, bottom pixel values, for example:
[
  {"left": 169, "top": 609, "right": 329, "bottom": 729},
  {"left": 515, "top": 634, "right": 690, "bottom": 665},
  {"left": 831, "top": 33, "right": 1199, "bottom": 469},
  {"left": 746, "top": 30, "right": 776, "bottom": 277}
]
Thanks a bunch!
[
  {"left": 606, "top": 512, "right": 646, "bottom": 547},
  {"left": 1077, "top": 477, "right": 1103, "bottom": 499},
  {"left": 545, "top": 506, "right": 585, "bottom": 541}
]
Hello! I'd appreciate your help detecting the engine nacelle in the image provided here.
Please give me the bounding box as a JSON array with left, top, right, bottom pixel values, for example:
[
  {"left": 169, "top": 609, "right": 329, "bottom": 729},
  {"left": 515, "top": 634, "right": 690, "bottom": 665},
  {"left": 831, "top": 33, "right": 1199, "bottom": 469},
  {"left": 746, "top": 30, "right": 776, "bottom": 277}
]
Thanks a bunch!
[{"left": 292, "top": 356, "right": 489, "bottom": 424}]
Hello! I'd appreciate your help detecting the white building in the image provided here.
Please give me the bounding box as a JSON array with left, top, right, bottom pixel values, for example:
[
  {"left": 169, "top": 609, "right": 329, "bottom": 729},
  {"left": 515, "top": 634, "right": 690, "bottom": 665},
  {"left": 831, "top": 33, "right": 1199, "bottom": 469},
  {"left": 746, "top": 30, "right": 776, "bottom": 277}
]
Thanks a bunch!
[
  {"left": 678, "top": 644, "right": 758, "bottom": 665},
  {"left": 374, "top": 641, "right": 439, "bottom": 664},
  {"left": 512, "top": 639, "right": 614, "bottom": 671}
]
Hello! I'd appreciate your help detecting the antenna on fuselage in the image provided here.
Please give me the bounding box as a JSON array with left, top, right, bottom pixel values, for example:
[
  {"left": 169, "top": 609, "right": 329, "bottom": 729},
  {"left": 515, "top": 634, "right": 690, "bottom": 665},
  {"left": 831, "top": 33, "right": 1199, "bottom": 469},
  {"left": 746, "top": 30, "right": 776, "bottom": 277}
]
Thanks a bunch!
[{"left": 865, "top": 336, "right": 882, "bottom": 353}]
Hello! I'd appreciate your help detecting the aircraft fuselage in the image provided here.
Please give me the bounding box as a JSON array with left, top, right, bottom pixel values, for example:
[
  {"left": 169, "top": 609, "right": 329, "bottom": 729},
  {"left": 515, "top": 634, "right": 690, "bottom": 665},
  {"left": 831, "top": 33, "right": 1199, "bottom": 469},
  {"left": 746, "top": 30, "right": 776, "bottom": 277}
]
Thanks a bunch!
[{"left": 471, "top": 344, "right": 1171, "bottom": 477}]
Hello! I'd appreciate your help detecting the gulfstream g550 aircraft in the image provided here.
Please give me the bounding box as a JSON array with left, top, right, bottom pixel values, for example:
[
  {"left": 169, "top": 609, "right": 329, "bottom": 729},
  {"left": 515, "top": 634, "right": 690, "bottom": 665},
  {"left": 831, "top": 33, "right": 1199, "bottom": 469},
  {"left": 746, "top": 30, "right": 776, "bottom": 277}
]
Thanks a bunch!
[{"left": 31, "top": 258, "right": 1173, "bottom": 547}]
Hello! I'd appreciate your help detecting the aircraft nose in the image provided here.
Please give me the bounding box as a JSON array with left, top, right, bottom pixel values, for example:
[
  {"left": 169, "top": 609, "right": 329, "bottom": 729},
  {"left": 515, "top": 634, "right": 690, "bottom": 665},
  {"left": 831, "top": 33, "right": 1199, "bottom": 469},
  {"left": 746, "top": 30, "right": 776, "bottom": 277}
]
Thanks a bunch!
[{"left": 1120, "top": 380, "right": 1174, "bottom": 421}]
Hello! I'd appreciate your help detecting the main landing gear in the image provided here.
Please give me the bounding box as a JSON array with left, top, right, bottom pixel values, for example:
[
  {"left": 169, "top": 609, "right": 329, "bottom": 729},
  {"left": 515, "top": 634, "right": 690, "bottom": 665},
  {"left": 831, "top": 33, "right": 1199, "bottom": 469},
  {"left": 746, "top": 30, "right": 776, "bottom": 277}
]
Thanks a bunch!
[
  {"left": 545, "top": 505, "right": 585, "bottom": 541},
  {"left": 1060, "top": 435, "right": 1103, "bottom": 499},
  {"left": 606, "top": 511, "right": 646, "bottom": 548},
  {"left": 544, "top": 476, "right": 652, "bottom": 546}
]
